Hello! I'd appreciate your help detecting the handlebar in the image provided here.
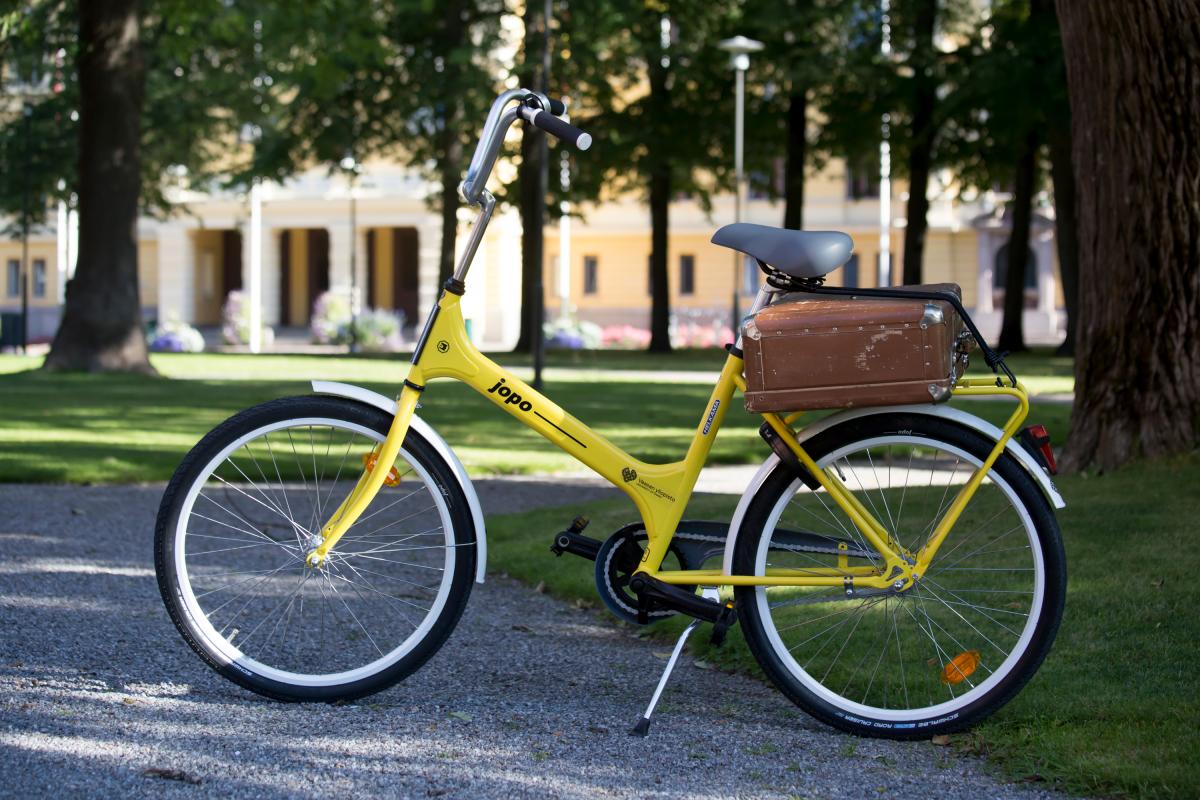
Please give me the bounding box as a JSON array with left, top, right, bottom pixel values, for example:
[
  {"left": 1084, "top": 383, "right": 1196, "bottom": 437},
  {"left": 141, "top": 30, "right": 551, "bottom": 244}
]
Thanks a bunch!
[
  {"left": 459, "top": 89, "right": 592, "bottom": 205},
  {"left": 518, "top": 106, "right": 592, "bottom": 151}
]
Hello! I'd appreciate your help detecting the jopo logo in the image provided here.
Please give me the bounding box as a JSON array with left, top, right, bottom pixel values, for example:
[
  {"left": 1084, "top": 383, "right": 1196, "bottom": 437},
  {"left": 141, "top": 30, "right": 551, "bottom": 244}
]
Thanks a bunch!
[
  {"left": 486, "top": 378, "right": 534, "bottom": 412},
  {"left": 622, "top": 467, "right": 638, "bottom": 483},
  {"left": 703, "top": 399, "right": 721, "bottom": 435}
]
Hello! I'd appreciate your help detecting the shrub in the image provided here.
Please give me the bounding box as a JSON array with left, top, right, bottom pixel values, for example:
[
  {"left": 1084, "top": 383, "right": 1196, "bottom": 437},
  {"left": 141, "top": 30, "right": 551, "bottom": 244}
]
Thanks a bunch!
[
  {"left": 310, "top": 291, "right": 404, "bottom": 352},
  {"left": 148, "top": 316, "right": 205, "bottom": 353},
  {"left": 544, "top": 317, "right": 602, "bottom": 350},
  {"left": 600, "top": 324, "right": 652, "bottom": 349},
  {"left": 310, "top": 291, "right": 351, "bottom": 345},
  {"left": 221, "top": 290, "right": 275, "bottom": 348}
]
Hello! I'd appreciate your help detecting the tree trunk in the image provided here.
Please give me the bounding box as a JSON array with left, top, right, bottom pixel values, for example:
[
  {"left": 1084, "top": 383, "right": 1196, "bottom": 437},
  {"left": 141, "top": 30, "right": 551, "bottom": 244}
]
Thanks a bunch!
[
  {"left": 782, "top": 88, "right": 807, "bottom": 230},
  {"left": 900, "top": 0, "right": 938, "bottom": 287},
  {"left": 44, "top": 0, "right": 152, "bottom": 373},
  {"left": 1049, "top": 122, "right": 1078, "bottom": 356},
  {"left": 997, "top": 129, "right": 1039, "bottom": 354},
  {"left": 1056, "top": 0, "right": 1200, "bottom": 472},
  {"left": 513, "top": 0, "right": 546, "bottom": 354},
  {"left": 435, "top": 0, "right": 467, "bottom": 292},
  {"left": 437, "top": 124, "right": 461, "bottom": 288},
  {"left": 646, "top": 35, "right": 671, "bottom": 353},
  {"left": 648, "top": 163, "right": 671, "bottom": 352}
]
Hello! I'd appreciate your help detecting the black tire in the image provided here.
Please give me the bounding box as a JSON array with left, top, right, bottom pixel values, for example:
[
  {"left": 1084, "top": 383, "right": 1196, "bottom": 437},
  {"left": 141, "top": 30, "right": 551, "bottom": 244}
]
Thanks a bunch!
[
  {"left": 155, "top": 396, "right": 476, "bottom": 703},
  {"left": 733, "top": 413, "right": 1066, "bottom": 739}
]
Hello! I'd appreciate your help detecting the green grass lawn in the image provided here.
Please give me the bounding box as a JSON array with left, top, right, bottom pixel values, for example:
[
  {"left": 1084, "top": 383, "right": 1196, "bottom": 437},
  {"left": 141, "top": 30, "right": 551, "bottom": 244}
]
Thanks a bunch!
[
  {"left": 485, "top": 455, "right": 1200, "bottom": 800},
  {"left": 0, "top": 350, "right": 1070, "bottom": 483}
]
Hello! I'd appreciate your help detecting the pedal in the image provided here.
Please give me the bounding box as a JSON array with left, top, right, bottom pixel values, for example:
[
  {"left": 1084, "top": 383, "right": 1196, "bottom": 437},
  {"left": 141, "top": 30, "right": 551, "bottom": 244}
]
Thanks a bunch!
[
  {"left": 549, "top": 516, "right": 602, "bottom": 560},
  {"left": 628, "top": 573, "right": 729, "bottom": 625},
  {"left": 709, "top": 599, "right": 737, "bottom": 647}
]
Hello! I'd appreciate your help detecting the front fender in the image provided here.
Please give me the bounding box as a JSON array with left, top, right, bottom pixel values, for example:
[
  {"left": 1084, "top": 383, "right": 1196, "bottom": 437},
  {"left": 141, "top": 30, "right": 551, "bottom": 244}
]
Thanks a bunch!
[
  {"left": 311, "top": 380, "right": 487, "bottom": 584},
  {"left": 721, "top": 404, "right": 1066, "bottom": 575}
]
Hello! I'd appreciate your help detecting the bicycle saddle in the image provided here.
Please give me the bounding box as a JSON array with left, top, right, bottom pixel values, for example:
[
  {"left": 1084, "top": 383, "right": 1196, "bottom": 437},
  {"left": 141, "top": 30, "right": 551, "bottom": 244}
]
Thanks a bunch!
[{"left": 711, "top": 223, "right": 854, "bottom": 280}]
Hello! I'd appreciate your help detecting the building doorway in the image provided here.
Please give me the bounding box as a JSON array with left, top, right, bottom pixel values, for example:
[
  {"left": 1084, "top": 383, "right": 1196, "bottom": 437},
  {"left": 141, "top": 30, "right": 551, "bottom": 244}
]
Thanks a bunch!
[
  {"left": 279, "top": 229, "right": 330, "bottom": 325},
  {"left": 366, "top": 227, "right": 420, "bottom": 326},
  {"left": 193, "top": 230, "right": 242, "bottom": 325}
]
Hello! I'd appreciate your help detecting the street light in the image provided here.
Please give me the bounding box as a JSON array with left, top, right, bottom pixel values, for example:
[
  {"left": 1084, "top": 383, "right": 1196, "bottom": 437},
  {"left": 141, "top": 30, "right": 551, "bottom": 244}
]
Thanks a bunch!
[
  {"left": 339, "top": 151, "right": 361, "bottom": 354},
  {"left": 717, "top": 35, "right": 764, "bottom": 338}
]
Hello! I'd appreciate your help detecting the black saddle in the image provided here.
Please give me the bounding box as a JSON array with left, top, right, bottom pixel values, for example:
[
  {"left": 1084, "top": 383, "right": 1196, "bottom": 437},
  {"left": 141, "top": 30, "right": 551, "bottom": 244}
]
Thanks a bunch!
[{"left": 712, "top": 223, "right": 853, "bottom": 280}]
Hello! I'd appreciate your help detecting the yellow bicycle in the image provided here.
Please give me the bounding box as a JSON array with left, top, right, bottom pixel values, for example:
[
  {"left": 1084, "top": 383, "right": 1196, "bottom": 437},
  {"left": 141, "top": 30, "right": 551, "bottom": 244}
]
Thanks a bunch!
[{"left": 155, "top": 89, "right": 1066, "bottom": 739}]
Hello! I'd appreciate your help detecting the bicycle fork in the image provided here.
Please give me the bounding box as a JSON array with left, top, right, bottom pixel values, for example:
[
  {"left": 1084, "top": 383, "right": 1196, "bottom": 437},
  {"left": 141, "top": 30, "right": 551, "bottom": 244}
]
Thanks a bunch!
[{"left": 305, "top": 378, "right": 424, "bottom": 567}]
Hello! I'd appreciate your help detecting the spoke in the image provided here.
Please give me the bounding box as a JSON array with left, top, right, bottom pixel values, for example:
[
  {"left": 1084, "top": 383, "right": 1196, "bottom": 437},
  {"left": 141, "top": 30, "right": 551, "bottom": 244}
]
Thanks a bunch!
[
  {"left": 320, "top": 568, "right": 386, "bottom": 659},
  {"left": 864, "top": 450, "right": 897, "bottom": 536},
  {"left": 262, "top": 432, "right": 303, "bottom": 548},
  {"left": 319, "top": 433, "right": 358, "bottom": 514},
  {"left": 237, "top": 571, "right": 313, "bottom": 648},
  {"left": 895, "top": 448, "right": 915, "bottom": 548},
  {"left": 193, "top": 500, "right": 288, "bottom": 547},
  {"left": 223, "top": 454, "right": 305, "bottom": 539},
  {"left": 923, "top": 578, "right": 1027, "bottom": 637},
  {"left": 891, "top": 595, "right": 909, "bottom": 708}
]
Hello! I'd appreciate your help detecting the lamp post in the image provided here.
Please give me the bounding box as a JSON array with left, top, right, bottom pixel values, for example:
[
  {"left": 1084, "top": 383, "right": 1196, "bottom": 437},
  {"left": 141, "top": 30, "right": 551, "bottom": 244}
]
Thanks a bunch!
[
  {"left": 20, "top": 101, "right": 32, "bottom": 353},
  {"left": 239, "top": 123, "right": 265, "bottom": 354},
  {"left": 717, "top": 35, "right": 763, "bottom": 338},
  {"left": 878, "top": 0, "right": 893, "bottom": 288},
  {"left": 339, "top": 152, "right": 362, "bottom": 354}
]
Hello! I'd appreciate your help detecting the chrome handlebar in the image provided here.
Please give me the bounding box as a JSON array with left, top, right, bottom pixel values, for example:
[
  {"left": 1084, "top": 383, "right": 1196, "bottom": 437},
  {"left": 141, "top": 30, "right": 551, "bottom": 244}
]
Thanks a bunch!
[{"left": 458, "top": 89, "right": 590, "bottom": 206}]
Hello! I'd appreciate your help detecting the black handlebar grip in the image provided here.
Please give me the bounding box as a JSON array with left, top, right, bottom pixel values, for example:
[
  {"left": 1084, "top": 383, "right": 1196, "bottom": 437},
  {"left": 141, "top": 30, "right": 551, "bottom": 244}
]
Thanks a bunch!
[
  {"left": 526, "top": 108, "right": 592, "bottom": 151},
  {"left": 547, "top": 98, "right": 567, "bottom": 115}
]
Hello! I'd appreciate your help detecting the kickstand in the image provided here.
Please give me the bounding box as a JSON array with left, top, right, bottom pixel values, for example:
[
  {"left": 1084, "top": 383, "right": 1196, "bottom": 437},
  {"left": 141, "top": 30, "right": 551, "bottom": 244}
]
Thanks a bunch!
[{"left": 630, "top": 588, "right": 719, "bottom": 737}]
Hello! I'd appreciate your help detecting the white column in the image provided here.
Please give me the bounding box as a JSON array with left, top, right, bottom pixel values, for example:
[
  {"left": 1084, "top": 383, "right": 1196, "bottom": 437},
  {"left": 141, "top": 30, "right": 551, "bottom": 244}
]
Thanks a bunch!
[
  {"left": 157, "top": 224, "right": 193, "bottom": 322},
  {"left": 262, "top": 228, "right": 282, "bottom": 326},
  {"left": 976, "top": 231, "right": 994, "bottom": 313},
  {"left": 327, "top": 221, "right": 366, "bottom": 309},
  {"left": 245, "top": 181, "right": 263, "bottom": 352},
  {"left": 416, "top": 220, "right": 443, "bottom": 328}
]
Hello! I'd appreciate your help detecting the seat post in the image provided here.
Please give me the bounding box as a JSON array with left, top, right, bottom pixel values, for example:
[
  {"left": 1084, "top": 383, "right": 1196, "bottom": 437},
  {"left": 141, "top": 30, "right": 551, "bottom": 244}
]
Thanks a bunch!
[{"left": 733, "top": 283, "right": 780, "bottom": 351}]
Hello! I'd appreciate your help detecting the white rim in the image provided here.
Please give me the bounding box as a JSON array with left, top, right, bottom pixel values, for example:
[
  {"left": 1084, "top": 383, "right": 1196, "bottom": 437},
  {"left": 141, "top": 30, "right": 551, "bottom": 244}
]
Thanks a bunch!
[
  {"left": 754, "top": 435, "right": 1046, "bottom": 723},
  {"left": 173, "top": 417, "right": 456, "bottom": 687}
]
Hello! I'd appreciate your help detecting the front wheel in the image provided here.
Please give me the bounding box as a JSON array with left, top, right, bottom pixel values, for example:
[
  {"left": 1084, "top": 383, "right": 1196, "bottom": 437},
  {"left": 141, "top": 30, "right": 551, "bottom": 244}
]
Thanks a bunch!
[
  {"left": 155, "top": 396, "right": 477, "bottom": 702},
  {"left": 733, "top": 413, "right": 1066, "bottom": 738}
]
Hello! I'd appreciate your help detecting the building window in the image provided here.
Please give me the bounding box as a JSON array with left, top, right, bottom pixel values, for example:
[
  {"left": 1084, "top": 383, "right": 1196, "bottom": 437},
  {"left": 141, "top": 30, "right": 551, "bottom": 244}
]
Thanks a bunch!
[
  {"left": 32, "top": 259, "right": 46, "bottom": 298},
  {"left": 5, "top": 260, "right": 18, "bottom": 297},
  {"left": 583, "top": 255, "right": 598, "bottom": 295},
  {"left": 679, "top": 254, "right": 695, "bottom": 296},
  {"left": 843, "top": 254, "right": 859, "bottom": 288},
  {"left": 846, "top": 154, "right": 881, "bottom": 200}
]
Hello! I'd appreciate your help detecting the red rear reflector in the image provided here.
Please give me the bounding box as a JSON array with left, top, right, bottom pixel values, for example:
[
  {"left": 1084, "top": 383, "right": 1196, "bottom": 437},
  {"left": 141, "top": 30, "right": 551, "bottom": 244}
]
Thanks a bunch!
[{"left": 1020, "top": 424, "right": 1058, "bottom": 475}]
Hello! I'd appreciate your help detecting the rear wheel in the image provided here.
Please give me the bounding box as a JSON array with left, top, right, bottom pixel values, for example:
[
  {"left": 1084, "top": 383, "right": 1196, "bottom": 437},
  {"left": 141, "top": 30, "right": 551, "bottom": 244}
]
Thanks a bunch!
[
  {"left": 155, "top": 396, "right": 476, "bottom": 702},
  {"left": 733, "top": 413, "right": 1066, "bottom": 738}
]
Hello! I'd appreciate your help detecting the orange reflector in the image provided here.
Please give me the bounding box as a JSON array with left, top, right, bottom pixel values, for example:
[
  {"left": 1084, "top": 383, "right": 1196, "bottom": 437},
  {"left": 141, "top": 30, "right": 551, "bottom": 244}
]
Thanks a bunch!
[
  {"left": 940, "top": 650, "right": 981, "bottom": 685},
  {"left": 362, "top": 452, "right": 401, "bottom": 487}
]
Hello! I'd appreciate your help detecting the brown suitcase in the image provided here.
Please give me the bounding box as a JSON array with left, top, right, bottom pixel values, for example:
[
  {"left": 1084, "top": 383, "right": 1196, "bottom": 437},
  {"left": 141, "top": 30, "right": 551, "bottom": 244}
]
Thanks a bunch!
[{"left": 742, "top": 283, "right": 970, "bottom": 413}]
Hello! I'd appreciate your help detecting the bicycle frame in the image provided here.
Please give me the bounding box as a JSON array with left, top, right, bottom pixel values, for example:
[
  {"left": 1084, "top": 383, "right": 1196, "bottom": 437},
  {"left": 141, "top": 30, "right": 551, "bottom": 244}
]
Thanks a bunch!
[
  {"left": 303, "top": 88, "right": 1032, "bottom": 591},
  {"left": 307, "top": 284, "right": 1032, "bottom": 592}
]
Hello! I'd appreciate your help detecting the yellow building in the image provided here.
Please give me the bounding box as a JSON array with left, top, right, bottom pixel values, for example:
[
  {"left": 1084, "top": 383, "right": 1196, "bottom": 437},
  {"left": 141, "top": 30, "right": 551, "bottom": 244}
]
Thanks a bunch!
[{"left": 1, "top": 152, "right": 1063, "bottom": 349}]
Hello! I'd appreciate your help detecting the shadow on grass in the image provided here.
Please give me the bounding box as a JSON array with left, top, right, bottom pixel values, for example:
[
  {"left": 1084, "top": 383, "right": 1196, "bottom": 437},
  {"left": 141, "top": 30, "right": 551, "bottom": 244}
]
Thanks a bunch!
[{"left": 0, "top": 365, "right": 1072, "bottom": 484}]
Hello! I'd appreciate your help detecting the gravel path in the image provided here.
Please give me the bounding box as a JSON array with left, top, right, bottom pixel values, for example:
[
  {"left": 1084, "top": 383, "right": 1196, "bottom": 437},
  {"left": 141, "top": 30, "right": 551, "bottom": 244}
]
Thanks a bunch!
[{"left": 0, "top": 482, "right": 1064, "bottom": 799}]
